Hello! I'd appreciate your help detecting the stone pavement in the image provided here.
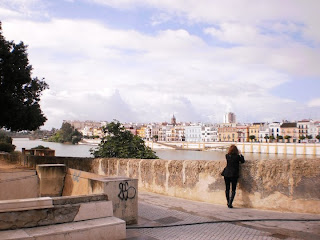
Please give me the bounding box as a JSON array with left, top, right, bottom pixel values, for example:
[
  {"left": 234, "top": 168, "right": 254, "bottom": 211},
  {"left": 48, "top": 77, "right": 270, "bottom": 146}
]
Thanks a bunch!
[{"left": 126, "top": 192, "right": 320, "bottom": 240}]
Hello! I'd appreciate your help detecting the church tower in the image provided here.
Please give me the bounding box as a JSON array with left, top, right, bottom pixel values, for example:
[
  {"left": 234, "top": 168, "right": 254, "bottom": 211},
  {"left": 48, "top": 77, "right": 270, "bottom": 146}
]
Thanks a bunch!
[{"left": 171, "top": 114, "right": 176, "bottom": 126}]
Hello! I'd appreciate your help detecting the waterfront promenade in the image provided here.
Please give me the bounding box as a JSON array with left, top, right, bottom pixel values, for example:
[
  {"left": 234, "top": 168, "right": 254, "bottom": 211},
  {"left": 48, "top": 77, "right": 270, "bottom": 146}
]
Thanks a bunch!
[{"left": 128, "top": 192, "right": 320, "bottom": 240}]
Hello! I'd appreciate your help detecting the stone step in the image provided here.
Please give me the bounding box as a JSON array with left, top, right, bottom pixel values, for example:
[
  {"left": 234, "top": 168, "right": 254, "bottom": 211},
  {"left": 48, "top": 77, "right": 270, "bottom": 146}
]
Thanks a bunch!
[
  {"left": 0, "top": 217, "right": 126, "bottom": 240},
  {"left": 0, "top": 197, "right": 53, "bottom": 212}
]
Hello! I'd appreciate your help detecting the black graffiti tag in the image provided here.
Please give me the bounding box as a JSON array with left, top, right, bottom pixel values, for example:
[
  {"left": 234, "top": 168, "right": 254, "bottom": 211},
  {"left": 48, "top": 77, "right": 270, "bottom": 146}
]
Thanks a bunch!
[{"left": 118, "top": 181, "right": 136, "bottom": 201}]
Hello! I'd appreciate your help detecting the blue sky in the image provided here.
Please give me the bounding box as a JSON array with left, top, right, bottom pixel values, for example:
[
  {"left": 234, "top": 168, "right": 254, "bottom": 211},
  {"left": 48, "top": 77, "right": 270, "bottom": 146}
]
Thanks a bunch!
[{"left": 1, "top": 0, "right": 320, "bottom": 129}]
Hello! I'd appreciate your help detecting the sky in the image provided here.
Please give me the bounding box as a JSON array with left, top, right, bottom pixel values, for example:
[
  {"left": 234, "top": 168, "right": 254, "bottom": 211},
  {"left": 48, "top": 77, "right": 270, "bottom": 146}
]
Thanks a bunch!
[{"left": 1, "top": 0, "right": 320, "bottom": 129}]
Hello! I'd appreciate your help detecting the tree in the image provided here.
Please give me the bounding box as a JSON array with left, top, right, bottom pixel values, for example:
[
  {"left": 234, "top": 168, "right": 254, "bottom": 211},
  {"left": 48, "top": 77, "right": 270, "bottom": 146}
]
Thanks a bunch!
[
  {"left": 91, "top": 120, "right": 158, "bottom": 159},
  {"left": 277, "top": 135, "right": 283, "bottom": 142},
  {"left": 299, "top": 135, "right": 306, "bottom": 141},
  {"left": 264, "top": 135, "right": 269, "bottom": 143},
  {"left": 306, "top": 135, "right": 313, "bottom": 140},
  {"left": 284, "top": 135, "right": 291, "bottom": 143},
  {"left": 0, "top": 22, "right": 48, "bottom": 131},
  {"left": 0, "top": 131, "right": 15, "bottom": 152},
  {"left": 269, "top": 135, "right": 275, "bottom": 142},
  {"left": 48, "top": 122, "right": 82, "bottom": 144},
  {"left": 249, "top": 135, "right": 256, "bottom": 142},
  {"left": 316, "top": 135, "right": 320, "bottom": 142}
]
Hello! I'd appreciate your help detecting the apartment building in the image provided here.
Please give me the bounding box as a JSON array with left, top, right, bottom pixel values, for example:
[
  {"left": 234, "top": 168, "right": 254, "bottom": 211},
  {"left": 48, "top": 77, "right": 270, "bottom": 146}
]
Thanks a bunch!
[
  {"left": 269, "top": 122, "right": 280, "bottom": 139},
  {"left": 218, "top": 124, "right": 238, "bottom": 142},
  {"left": 201, "top": 126, "right": 218, "bottom": 142},
  {"left": 236, "top": 125, "right": 249, "bottom": 142},
  {"left": 280, "top": 122, "right": 298, "bottom": 142},
  {"left": 248, "top": 123, "right": 261, "bottom": 142},
  {"left": 185, "top": 125, "right": 202, "bottom": 142}
]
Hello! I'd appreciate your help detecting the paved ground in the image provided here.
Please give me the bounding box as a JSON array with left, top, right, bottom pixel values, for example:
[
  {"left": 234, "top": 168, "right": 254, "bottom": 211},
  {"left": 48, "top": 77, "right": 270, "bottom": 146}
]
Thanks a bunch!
[{"left": 127, "top": 192, "right": 320, "bottom": 240}]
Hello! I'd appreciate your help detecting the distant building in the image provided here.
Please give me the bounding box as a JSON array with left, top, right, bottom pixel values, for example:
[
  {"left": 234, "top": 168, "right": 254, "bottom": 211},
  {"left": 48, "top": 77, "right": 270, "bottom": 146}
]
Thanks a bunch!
[
  {"left": 280, "top": 122, "right": 298, "bottom": 143},
  {"left": 185, "top": 125, "right": 202, "bottom": 142},
  {"left": 171, "top": 114, "right": 177, "bottom": 126},
  {"left": 223, "top": 112, "right": 236, "bottom": 124}
]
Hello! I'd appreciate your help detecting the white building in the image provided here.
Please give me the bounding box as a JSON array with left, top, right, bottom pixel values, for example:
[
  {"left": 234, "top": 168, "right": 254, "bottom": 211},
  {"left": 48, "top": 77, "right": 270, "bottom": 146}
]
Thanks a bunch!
[
  {"left": 185, "top": 125, "right": 202, "bottom": 142},
  {"left": 269, "top": 122, "right": 281, "bottom": 139},
  {"left": 201, "top": 126, "right": 218, "bottom": 142}
]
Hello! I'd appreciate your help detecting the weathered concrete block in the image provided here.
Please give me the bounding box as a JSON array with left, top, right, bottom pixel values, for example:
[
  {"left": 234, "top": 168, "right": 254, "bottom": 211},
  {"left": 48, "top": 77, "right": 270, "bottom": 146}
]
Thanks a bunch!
[
  {"left": 0, "top": 170, "right": 39, "bottom": 200},
  {"left": 36, "top": 164, "right": 66, "bottom": 197}
]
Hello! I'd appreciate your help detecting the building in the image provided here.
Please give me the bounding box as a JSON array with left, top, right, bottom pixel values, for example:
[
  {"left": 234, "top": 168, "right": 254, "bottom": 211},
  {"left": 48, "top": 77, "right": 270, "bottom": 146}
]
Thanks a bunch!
[
  {"left": 185, "top": 125, "right": 202, "bottom": 142},
  {"left": 269, "top": 122, "right": 280, "bottom": 140},
  {"left": 201, "top": 126, "right": 218, "bottom": 142},
  {"left": 248, "top": 123, "right": 261, "bottom": 142},
  {"left": 280, "top": 122, "right": 298, "bottom": 143},
  {"left": 236, "top": 125, "right": 249, "bottom": 142},
  {"left": 171, "top": 114, "right": 177, "bottom": 126},
  {"left": 218, "top": 125, "right": 238, "bottom": 142},
  {"left": 223, "top": 112, "right": 236, "bottom": 124}
]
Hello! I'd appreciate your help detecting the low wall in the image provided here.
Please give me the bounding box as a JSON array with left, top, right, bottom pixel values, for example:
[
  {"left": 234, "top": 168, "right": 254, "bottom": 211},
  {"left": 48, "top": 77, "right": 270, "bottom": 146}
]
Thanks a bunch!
[
  {"left": 151, "top": 141, "right": 320, "bottom": 155},
  {"left": 1, "top": 154, "right": 320, "bottom": 214}
]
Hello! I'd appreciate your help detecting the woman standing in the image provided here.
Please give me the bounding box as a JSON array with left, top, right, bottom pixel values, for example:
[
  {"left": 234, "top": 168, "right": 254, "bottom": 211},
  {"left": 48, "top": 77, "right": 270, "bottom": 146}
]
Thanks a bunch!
[{"left": 221, "top": 145, "right": 245, "bottom": 208}]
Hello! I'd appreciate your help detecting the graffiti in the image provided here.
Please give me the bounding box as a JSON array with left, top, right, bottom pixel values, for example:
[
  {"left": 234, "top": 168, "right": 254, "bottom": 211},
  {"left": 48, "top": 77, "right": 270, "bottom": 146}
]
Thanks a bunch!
[
  {"left": 118, "top": 181, "right": 136, "bottom": 201},
  {"left": 72, "top": 171, "right": 81, "bottom": 182}
]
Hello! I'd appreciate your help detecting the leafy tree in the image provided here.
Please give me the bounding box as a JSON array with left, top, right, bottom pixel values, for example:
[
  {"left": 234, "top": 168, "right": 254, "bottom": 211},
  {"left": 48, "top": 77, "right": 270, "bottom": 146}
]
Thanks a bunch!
[
  {"left": 0, "top": 22, "right": 49, "bottom": 131},
  {"left": 306, "top": 135, "right": 313, "bottom": 140},
  {"left": 269, "top": 135, "right": 275, "bottom": 142},
  {"left": 153, "top": 135, "right": 158, "bottom": 142},
  {"left": 91, "top": 120, "right": 158, "bottom": 159},
  {"left": 0, "top": 131, "right": 15, "bottom": 152},
  {"left": 48, "top": 122, "right": 82, "bottom": 144},
  {"left": 316, "top": 135, "right": 320, "bottom": 142},
  {"left": 299, "top": 135, "right": 306, "bottom": 140},
  {"left": 249, "top": 135, "right": 256, "bottom": 142},
  {"left": 264, "top": 135, "right": 269, "bottom": 142},
  {"left": 284, "top": 135, "right": 291, "bottom": 143},
  {"left": 277, "top": 135, "right": 283, "bottom": 142}
]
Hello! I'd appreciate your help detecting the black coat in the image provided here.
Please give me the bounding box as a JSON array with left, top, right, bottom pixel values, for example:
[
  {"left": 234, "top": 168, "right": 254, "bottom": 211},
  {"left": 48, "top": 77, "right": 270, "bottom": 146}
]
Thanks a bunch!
[{"left": 222, "top": 154, "right": 245, "bottom": 178}]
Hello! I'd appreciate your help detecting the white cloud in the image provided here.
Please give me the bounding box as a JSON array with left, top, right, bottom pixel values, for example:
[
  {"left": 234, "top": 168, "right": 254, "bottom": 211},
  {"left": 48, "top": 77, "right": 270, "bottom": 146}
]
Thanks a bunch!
[
  {"left": 1, "top": 1, "right": 320, "bottom": 128},
  {"left": 308, "top": 98, "right": 320, "bottom": 108}
]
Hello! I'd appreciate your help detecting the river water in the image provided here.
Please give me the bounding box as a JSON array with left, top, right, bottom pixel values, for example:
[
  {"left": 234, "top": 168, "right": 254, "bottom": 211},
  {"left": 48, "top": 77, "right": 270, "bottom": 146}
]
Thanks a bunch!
[{"left": 12, "top": 138, "right": 309, "bottom": 161}]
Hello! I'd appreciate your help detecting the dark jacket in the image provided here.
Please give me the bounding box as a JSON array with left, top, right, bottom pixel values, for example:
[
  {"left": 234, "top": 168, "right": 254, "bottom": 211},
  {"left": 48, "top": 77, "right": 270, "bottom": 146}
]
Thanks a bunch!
[{"left": 222, "top": 154, "right": 245, "bottom": 178}]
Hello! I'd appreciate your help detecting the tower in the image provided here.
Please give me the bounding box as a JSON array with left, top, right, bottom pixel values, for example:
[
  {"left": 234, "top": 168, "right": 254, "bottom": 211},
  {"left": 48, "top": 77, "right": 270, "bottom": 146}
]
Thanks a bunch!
[
  {"left": 224, "top": 112, "right": 236, "bottom": 124},
  {"left": 171, "top": 114, "right": 176, "bottom": 126}
]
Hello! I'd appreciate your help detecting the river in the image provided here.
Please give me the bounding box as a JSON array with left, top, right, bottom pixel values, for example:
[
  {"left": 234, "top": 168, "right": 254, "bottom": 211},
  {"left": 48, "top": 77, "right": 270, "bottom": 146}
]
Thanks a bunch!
[{"left": 12, "top": 138, "right": 310, "bottom": 160}]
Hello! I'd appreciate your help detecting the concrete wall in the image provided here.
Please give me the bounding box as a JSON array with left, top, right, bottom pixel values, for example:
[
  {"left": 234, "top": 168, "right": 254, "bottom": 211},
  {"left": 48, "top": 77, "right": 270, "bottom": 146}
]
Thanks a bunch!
[
  {"left": 0, "top": 154, "right": 39, "bottom": 200},
  {"left": 62, "top": 168, "right": 138, "bottom": 224},
  {"left": 2, "top": 154, "right": 320, "bottom": 214}
]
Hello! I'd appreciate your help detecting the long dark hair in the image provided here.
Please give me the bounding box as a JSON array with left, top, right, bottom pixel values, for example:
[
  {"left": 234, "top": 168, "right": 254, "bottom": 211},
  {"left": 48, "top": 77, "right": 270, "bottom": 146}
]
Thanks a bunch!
[{"left": 227, "top": 144, "right": 239, "bottom": 155}]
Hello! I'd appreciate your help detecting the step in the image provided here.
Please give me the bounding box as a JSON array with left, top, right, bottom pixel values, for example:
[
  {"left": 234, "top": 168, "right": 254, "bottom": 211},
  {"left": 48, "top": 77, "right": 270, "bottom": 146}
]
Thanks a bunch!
[{"left": 0, "top": 217, "right": 126, "bottom": 240}]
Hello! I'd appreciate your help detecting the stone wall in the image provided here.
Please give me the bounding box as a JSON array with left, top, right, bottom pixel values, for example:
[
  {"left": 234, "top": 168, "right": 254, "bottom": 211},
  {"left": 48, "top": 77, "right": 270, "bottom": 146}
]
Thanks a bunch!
[{"left": 2, "top": 154, "right": 320, "bottom": 214}]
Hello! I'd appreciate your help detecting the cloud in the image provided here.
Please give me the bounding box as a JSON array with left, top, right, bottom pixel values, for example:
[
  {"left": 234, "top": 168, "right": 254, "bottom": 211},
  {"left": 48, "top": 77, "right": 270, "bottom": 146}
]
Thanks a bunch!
[
  {"left": 308, "top": 98, "right": 320, "bottom": 108},
  {"left": 1, "top": 1, "right": 320, "bottom": 128}
]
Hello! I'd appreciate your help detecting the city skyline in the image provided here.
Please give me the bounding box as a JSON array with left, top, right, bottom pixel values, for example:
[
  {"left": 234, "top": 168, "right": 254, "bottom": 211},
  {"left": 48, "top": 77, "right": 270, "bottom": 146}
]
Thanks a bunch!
[{"left": 1, "top": 1, "right": 320, "bottom": 129}]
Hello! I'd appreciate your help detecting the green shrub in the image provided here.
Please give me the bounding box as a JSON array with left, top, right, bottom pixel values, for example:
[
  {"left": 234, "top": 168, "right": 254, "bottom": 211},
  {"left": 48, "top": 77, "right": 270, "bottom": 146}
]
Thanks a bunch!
[
  {"left": 0, "top": 142, "right": 16, "bottom": 152},
  {"left": 0, "top": 132, "right": 12, "bottom": 144},
  {"left": 31, "top": 145, "right": 50, "bottom": 149}
]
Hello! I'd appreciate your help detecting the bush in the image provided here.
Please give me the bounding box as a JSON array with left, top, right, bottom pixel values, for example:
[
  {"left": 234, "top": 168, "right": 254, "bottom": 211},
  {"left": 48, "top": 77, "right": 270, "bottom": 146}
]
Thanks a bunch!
[
  {"left": 0, "top": 142, "right": 16, "bottom": 152},
  {"left": 0, "top": 132, "right": 12, "bottom": 144},
  {"left": 31, "top": 145, "right": 50, "bottom": 149}
]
